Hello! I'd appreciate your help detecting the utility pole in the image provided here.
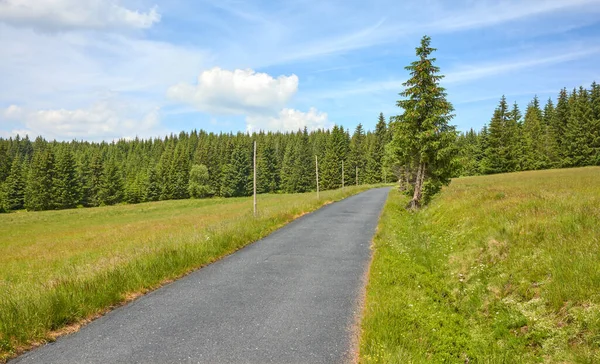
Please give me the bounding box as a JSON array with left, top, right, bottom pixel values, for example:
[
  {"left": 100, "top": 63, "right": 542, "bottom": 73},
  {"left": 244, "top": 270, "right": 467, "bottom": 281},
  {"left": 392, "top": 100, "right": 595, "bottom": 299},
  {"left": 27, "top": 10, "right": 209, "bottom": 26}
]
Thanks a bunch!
[
  {"left": 253, "top": 140, "right": 257, "bottom": 217},
  {"left": 356, "top": 166, "right": 358, "bottom": 186},
  {"left": 315, "top": 155, "right": 320, "bottom": 199},
  {"left": 342, "top": 160, "right": 344, "bottom": 191}
]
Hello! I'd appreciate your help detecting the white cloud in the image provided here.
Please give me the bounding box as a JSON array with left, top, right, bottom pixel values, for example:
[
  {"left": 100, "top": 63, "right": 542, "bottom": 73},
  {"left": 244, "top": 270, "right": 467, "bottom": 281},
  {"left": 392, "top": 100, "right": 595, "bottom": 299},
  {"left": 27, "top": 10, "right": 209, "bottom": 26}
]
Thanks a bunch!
[
  {"left": 167, "top": 67, "right": 298, "bottom": 115},
  {"left": 246, "top": 107, "right": 331, "bottom": 132},
  {"left": 0, "top": 0, "right": 160, "bottom": 31},
  {"left": 1, "top": 99, "right": 161, "bottom": 140},
  {"left": 2, "top": 104, "right": 23, "bottom": 119}
]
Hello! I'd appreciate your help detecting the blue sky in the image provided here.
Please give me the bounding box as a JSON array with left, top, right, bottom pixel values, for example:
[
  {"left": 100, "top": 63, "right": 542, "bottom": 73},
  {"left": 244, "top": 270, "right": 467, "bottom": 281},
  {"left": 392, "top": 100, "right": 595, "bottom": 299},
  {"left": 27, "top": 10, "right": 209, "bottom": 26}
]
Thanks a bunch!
[{"left": 1, "top": 0, "right": 599, "bottom": 141}]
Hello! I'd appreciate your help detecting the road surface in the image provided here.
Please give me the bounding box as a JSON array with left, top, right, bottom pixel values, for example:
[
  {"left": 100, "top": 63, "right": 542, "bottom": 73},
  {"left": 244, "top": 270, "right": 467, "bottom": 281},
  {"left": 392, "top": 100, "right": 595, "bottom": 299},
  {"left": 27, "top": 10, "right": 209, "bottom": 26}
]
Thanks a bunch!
[{"left": 13, "top": 187, "right": 390, "bottom": 364}]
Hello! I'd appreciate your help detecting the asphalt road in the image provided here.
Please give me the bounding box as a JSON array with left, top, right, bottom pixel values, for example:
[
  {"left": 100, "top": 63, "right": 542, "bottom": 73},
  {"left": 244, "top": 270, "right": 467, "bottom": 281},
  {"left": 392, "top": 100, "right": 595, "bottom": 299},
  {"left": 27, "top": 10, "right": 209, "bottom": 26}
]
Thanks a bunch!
[{"left": 13, "top": 187, "right": 390, "bottom": 364}]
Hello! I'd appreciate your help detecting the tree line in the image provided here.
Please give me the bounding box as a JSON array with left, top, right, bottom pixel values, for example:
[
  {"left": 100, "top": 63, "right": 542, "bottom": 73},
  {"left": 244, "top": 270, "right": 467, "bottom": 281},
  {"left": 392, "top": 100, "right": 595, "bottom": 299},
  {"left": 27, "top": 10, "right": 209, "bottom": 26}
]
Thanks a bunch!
[
  {"left": 0, "top": 116, "right": 392, "bottom": 212},
  {"left": 455, "top": 83, "right": 600, "bottom": 177}
]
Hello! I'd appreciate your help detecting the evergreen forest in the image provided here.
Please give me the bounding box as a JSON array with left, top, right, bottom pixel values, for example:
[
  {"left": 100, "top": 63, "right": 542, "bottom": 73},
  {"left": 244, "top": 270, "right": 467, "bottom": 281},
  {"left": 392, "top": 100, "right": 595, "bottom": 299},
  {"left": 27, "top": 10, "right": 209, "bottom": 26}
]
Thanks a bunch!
[{"left": 1, "top": 82, "right": 599, "bottom": 213}]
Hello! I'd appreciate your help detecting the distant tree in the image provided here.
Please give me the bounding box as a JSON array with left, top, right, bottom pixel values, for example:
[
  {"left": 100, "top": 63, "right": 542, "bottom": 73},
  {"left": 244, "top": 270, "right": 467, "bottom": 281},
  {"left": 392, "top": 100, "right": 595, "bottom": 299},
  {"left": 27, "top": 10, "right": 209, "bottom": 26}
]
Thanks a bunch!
[
  {"left": 98, "top": 156, "right": 124, "bottom": 206},
  {"left": 145, "top": 166, "right": 161, "bottom": 202},
  {"left": 0, "top": 142, "right": 11, "bottom": 183},
  {"left": 188, "top": 164, "right": 213, "bottom": 198},
  {"left": 124, "top": 171, "right": 146, "bottom": 204},
  {"left": 542, "top": 98, "right": 560, "bottom": 167},
  {"left": 53, "top": 145, "right": 80, "bottom": 209},
  {"left": 350, "top": 123, "right": 366, "bottom": 185},
  {"left": 522, "top": 96, "right": 547, "bottom": 170},
  {"left": 483, "top": 96, "right": 510, "bottom": 174},
  {"left": 390, "top": 35, "right": 457, "bottom": 209},
  {"left": 4, "top": 156, "right": 26, "bottom": 210},
  {"left": 220, "top": 143, "right": 251, "bottom": 197},
  {"left": 366, "top": 112, "right": 390, "bottom": 183},
  {"left": 279, "top": 137, "right": 297, "bottom": 193},
  {"left": 257, "top": 143, "right": 278, "bottom": 193},
  {"left": 24, "top": 141, "right": 55, "bottom": 211},
  {"left": 564, "top": 87, "right": 594, "bottom": 166},
  {"left": 170, "top": 141, "right": 190, "bottom": 199},
  {"left": 321, "top": 125, "right": 349, "bottom": 190},
  {"left": 294, "top": 127, "right": 314, "bottom": 192},
  {"left": 590, "top": 82, "right": 600, "bottom": 164},
  {"left": 553, "top": 88, "right": 570, "bottom": 166}
]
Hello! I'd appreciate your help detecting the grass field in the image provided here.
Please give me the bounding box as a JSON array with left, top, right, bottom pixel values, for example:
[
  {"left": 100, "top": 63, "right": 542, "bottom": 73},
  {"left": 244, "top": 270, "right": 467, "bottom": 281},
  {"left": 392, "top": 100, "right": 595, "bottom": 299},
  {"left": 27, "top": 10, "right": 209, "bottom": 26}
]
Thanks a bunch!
[
  {"left": 0, "top": 185, "right": 380, "bottom": 362},
  {"left": 360, "top": 167, "right": 600, "bottom": 363}
]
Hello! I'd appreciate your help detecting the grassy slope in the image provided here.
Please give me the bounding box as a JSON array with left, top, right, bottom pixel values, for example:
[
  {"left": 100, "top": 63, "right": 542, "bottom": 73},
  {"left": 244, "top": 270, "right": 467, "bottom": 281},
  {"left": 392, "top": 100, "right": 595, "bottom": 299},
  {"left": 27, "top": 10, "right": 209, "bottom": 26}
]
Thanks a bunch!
[
  {"left": 0, "top": 185, "right": 380, "bottom": 361},
  {"left": 360, "top": 167, "right": 600, "bottom": 363}
]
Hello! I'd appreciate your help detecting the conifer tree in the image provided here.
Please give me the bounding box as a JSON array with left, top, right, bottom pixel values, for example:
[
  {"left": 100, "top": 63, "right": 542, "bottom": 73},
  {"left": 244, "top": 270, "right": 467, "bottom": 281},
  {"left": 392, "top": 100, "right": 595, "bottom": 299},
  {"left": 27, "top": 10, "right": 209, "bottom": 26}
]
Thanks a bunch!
[
  {"left": 522, "top": 96, "right": 546, "bottom": 170},
  {"left": 477, "top": 125, "right": 490, "bottom": 174},
  {"left": 542, "top": 98, "right": 560, "bottom": 167},
  {"left": 321, "top": 125, "right": 349, "bottom": 190},
  {"left": 145, "top": 166, "right": 161, "bottom": 202},
  {"left": 279, "top": 137, "right": 297, "bottom": 193},
  {"left": 293, "top": 128, "right": 314, "bottom": 192},
  {"left": 552, "top": 88, "right": 570, "bottom": 165},
  {"left": 188, "top": 164, "right": 212, "bottom": 198},
  {"left": 220, "top": 142, "right": 251, "bottom": 197},
  {"left": 98, "top": 156, "right": 123, "bottom": 206},
  {"left": 4, "top": 156, "right": 26, "bottom": 210},
  {"left": 506, "top": 101, "right": 523, "bottom": 172},
  {"left": 390, "top": 36, "right": 456, "bottom": 208},
  {"left": 0, "top": 142, "right": 11, "bottom": 184},
  {"left": 87, "top": 151, "right": 104, "bottom": 207},
  {"left": 170, "top": 141, "right": 190, "bottom": 199},
  {"left": 369, "top": 112, "right": 389, "bottom": 182},
  {"left": 564, "top": 87, "right": 594, "bottom": 166},
  {"left": 590, "top": 82, "right": 600, "bottom": 164},
  {"left": 53, "top": 145, "right": 79, "bottom": 209},
  {"left": 484, "top": 96, "right": 510, "bottom": 174},
  {"left": 257, "top": 143, "right": 278, "bottom": 193},
  {"left": 350, "top": 124, "right": 366, "bottom": 185},
  {"left": 25, "top": 143, "right": 55, "bottom": 211}
]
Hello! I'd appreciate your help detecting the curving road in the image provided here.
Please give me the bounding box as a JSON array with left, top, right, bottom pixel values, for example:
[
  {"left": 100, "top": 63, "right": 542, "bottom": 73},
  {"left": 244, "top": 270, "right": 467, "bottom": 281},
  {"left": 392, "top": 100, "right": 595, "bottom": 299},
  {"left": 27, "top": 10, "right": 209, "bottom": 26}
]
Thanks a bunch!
[{"left": 13, "top": 187, "right": 390, "bottom": 364}]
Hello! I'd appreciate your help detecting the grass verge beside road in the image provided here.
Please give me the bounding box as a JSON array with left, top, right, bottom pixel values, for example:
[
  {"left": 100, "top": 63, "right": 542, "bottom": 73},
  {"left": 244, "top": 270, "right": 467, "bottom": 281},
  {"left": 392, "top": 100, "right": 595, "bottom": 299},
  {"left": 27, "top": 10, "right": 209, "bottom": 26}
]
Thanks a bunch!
[
  {"left": 0, "top": 185, "right": 380, "bottom": 362},
  {"left": 360, "top": 167, "right": 600, "bottom": 363}
]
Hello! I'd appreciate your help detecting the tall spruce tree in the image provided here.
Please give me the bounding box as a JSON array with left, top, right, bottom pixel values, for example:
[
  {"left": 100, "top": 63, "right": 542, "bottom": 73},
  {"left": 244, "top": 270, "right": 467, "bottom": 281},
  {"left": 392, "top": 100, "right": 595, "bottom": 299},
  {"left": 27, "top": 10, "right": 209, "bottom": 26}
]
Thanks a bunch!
[
  {"left": 188, "top": 164, "right": 212, "bottom": 198},
  {"left": 522, "top": 96, "right": 546, "bottom": 170},
  {"left": 542, "top": 98, "right": 560, "bottom": 167},
  {"left": 4, "top": 156, "right": 26, "bottom": 210},
  {"left": 293, "top": 128, "right": 314, "bottom": 192},
  {"left": 257, "top": 142, "right": 278, "bottom": 193},
  {"left": 98, "top": 156, "right": 124, "bottom": 206},
  {"left": 321, "top": 125, "right": 349, "bottom": 190},
  {"left": 484, "top": 96, "right": 510, "bottom": 174},
  {"left": 24, "top": 140, "right": 55, "bottom": 211},
  {"left": 553, "top": 88, "right": 570, "bottom": 165},
  {"left": 390, "top": 35, "right": 456, "bottom": 208},
  {"left": 53, "top": 145, "right": 79, "bottom": 209},
  {"left": 564, "top": 87, "right": 594, "bottom": 166},
  {"left": 220, "top": 142, "right": 251, "bottom": 197},
  {"left": 349, "top": 124, "right": 366, "bottom": 185},
  {"left": 590, "top": 82, "right": 600, "bottom": 164},
  {"left": 367, "top": 112, "right": 389, "bottom": 183}
]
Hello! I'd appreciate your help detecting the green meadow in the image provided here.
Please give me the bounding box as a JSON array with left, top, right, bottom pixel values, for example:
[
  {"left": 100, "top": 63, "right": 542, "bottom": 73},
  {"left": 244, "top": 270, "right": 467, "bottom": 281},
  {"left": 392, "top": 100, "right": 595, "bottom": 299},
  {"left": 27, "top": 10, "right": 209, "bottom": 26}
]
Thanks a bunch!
[
  {"left": 0, "top": 185, "right": 378, "bottom": 361},
  {"left": 360, "top": 167, "right": 600, "bottom": 363}
]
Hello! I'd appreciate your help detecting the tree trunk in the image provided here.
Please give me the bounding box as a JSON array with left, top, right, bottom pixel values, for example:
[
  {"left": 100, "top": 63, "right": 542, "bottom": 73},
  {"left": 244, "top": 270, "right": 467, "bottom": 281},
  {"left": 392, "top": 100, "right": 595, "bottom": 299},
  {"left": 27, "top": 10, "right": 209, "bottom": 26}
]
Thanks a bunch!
[
  {"left": 404, "top": 164, "right": 411, "bottom": 191},
  {"left": 408, "top": 162, "right": 425, "bottom": 210},
  {"left": 398, "top": 165, "right": 406, "bottom": 191}
]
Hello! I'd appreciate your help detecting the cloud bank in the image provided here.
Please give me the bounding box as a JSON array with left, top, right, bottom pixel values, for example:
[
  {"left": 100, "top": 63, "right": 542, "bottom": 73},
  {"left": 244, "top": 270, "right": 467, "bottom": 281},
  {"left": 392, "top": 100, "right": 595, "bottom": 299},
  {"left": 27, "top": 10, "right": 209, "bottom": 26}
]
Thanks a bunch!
[
  {"left": 168, "top": 67, "right": 330, "bottom": 131},
  {"left": 0, "top": 0, "right": 160, "bottom": 31}
]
